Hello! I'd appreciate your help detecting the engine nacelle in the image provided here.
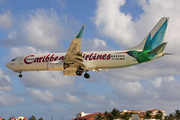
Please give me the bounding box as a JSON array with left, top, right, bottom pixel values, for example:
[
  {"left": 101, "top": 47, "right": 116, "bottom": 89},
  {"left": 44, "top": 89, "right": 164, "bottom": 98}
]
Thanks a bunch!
[
  {"left": 47, "top": 61, "right": 64, "bottom": 71},
  {"left": 63, "top": 70, "right": 77, "bottom": 76}
]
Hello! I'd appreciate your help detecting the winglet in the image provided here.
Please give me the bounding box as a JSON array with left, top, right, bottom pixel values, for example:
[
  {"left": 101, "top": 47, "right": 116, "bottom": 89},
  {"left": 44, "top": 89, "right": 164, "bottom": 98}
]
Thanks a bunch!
[{"left": 76, "top": 25, "right": 85, "bottom": 38}]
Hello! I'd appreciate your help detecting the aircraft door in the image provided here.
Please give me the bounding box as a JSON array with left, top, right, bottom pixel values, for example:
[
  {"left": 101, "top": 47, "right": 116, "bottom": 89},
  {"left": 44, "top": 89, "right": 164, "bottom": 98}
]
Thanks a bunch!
[{"left": 19, "top": 57, "right": 24, "bottom": 64}]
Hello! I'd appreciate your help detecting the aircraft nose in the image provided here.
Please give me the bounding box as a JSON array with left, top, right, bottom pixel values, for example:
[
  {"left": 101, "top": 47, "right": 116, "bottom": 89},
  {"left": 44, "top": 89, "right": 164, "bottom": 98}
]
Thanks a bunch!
[{"left": 6, "top": 62, "right": 12, "bottom": 69}]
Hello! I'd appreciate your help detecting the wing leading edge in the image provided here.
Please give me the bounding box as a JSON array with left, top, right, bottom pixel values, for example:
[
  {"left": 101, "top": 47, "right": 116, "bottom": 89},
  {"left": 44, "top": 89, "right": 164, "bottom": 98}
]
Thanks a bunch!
[{"left": 63, "top": 25, "right": 87, "bottom": 69}]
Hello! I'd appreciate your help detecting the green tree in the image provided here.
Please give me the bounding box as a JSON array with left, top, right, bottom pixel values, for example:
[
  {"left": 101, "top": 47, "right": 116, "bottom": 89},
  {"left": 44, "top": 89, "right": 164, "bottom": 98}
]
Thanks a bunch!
[
  {"left": 8, "top": 117, "right": 12, "bottom": 120},
  {"left": 168, "top": 113, "right": 175, "bottom": 120},
  {"left": 165, "top": 115, "right": 169, "bottom": 120},
  {"left": 38, "top": 118, "right": 43, "bottom": 120},
  {"left": 95, "top": 113, "right": 104, "bottom": 120},
  {"left": 155, "top": 110, "right": 163, "bottom": 119},
  {"left": 144, "top": 111, "right": 152, "bottom": 119},
  {"left": 110, "top": 108, "right": 121, "bottom": 119},
  {"left": 174, "top": 109, "right": 180, "bottom": 120},
  {"left": 104, "top": 111, "right": 110, "bottom": 120},
  {"left": 29, "top": 115, "right": 36, "bottom": 120},
  {"left": 121, "top": 112, "right": 132, "bottom": 120}
]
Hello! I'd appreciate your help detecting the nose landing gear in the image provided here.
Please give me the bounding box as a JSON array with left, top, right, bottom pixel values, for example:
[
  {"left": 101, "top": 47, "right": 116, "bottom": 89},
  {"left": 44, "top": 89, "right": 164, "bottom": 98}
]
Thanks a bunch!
[
  {"left": 19, "top": 74, "right": 22, "bottom": 78},
  {"left": 14, "top": 71, "right": 22, "bottom": 78}
]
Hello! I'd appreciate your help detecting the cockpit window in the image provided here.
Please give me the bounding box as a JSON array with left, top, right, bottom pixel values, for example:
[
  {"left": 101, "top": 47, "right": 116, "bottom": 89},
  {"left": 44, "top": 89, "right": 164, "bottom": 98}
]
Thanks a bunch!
[{"left": 11, "top": 59, "right": 16, "bottom": 62}]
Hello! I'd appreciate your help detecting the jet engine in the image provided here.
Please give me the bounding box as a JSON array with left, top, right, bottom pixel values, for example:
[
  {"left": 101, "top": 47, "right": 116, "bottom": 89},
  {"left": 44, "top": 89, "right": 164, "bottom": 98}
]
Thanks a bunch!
[{"left": 47, "top": 61, "right": 64, "bottom": 70}]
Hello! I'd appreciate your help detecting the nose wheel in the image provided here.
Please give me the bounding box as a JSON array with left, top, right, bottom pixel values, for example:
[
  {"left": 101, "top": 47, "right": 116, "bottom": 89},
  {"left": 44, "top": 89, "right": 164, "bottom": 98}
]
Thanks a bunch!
[{"left": 19, "top": 74, "right": 22, "bottom": 78}]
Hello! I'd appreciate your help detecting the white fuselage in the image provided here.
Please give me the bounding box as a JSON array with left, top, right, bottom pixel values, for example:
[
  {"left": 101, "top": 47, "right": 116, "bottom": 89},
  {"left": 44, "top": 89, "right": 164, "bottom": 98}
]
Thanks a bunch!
[{"left": 6, "top": 50, "right": 139, "bottom": 72}]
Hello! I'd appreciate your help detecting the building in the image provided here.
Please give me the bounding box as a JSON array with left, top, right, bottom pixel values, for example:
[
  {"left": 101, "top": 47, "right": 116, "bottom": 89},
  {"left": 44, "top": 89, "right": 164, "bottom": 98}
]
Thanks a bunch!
[
  {"left": 72, "top": 109, "right": 166, "bottom": 120},
  {"left": 122, "top": 110, "right": 139, "bottom": 114},
  {"left": 72, "top": 112, "right": 102, "bottom": 120},
  {"left": 9, "top": 117, "right": 16, "bottom": 120},
  {"left": 122, "top": 109, "right": 166, "bottom": 120},
  {"left": 76, "top": 112, "right": 90, "bottom": 118},
  {"left": 148, "top": 109, "right": 166, "bottom": 119}
]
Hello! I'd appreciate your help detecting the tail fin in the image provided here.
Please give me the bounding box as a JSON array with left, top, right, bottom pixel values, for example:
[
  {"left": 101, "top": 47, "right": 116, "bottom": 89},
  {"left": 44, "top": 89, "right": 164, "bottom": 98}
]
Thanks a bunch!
[{"left": 129, "top": 17, "right": 169, "bottom": 51}]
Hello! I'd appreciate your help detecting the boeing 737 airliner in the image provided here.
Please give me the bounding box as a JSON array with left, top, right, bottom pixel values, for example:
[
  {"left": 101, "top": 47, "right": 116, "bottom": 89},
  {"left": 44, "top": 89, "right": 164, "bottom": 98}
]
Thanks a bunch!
[{"left": 6, "top": 17, "right": 171, "bottom": 79}]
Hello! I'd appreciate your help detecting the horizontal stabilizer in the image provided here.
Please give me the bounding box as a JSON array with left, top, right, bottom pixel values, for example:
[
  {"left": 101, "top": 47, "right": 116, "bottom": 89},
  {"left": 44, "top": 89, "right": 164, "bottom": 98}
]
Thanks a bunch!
[
  {"left": 148, "top": 42, "right": 167, "bottom": 54},
  {"left": 164, "top": 53, "right": 173, "bottom": 55}
]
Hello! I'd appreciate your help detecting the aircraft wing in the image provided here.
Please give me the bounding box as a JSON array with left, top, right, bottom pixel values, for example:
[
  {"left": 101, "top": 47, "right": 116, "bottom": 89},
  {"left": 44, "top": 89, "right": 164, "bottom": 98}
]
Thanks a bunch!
[{"left": 63, "top": 25, "right": 87, "bottom": 68}]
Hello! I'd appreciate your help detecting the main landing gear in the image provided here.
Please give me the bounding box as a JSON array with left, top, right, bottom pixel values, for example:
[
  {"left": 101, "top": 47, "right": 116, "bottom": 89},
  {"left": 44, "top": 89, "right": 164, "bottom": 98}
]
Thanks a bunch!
[
  {"left": 84, "top": 72, "right": 90, "bottom": 79},
  {"left": 18, "top": 71, "right": 22, "bottom": 78},
  {"left": 76, "top": 70, "right": 83, "bottom": 76},
  {"left": 76, "top": 66, "right": 90, "bottom": 79}
]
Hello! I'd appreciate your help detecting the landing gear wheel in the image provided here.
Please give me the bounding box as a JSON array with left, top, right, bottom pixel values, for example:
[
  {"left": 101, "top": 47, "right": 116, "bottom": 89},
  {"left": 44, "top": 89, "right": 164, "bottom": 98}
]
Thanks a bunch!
[
  {"left": 76, "top": 70, "right": 82, "bottom": 76},
  {"left": 78, "top": 65, "right": 84, "bottom": 70},
  {"left": 84, "top": 73, "right": 90, "bottom": 79},
  {"left": 19, "top": 74, "right": 22, "bottom": 78}
]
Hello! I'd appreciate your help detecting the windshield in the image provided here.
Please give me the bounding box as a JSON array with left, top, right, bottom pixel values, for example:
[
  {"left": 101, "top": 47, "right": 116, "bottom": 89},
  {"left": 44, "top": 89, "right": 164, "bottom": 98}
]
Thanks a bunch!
[{"left": 11, "top": 59, "right": 16, "bottom": 62}]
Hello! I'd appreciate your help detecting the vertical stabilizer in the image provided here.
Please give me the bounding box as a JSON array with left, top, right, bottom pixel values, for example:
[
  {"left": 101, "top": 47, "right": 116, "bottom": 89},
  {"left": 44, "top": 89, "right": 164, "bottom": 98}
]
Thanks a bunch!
[{"left": 128, "top": 17, "right": 169, "bottom": 51}]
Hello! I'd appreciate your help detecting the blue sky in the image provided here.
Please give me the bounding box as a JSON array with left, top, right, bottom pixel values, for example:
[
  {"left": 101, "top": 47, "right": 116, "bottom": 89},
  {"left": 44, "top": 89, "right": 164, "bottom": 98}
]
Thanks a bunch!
[{"left": 1, "top": 0, "right": 180, "bottom": 120}]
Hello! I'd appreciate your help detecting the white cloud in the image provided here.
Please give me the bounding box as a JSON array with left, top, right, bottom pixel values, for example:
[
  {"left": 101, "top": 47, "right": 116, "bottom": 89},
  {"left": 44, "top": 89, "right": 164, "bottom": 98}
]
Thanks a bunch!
[
  {"left": 94, "top": 38, "right": 107, "bottom": 46},
  {"left": 0, "top": 68, "right": 12, "bottom": 91},
  {"left": 27, "top": 88, "right": 54, "bottom": 104},
  {"left": 109, "top": 80, "right": 147, "bottom": 100},
  {"left": 85, "top": 93, "right": 109, "bottom": 103},
  {"left": 21, "top": 8, "right": 64, "bottom": 50},
  {"left": 93, "top": 0, "right": 180, "bottom": 81},
  {"left": 105, "top": 76, "right": 180, "bottom": 113},
  {"left": 151, "top": 77, "right": 162, "bottom": 88},
  {"left": 3, "top": 0, "right": 180, "bottom": 117},
  {"left": 9, "top": 46, "right": 49, "bottom": 58},
  {"left": 89, "top": 0, "right": 180, "bottom": 114},
  {"left": 54, "top": 91, "right": 81, "bottom": 104},
  {"left": 93, "top": 0, "right": 180, "bottom": 53},
  {"left": 8, "top": 30, "right": 17, "bottom": 40},
  {"left": 93, "top": 0, "right": 136, "bottom": 48},
  {"left": 50, "top": 105, "right": 66, "bottom": 112},
  {"left": 28, "top": 88, "right": 80, "bottom": 105},
  {"left": 82, "top": 38, "right": 111, "bottom": 51},
  {"left": 0, "top": 8, "right": 81, "bottom": 52},
  {"left": 64, "top": 93, "right": 81, "bottom": 104},
  {"left": 55, "top": 0, "right": 65, "bottom": 9},
  {"left": 0, "top": 10, "right": 12, "bottom": 29},
  {"left": 0, "top": 91, "right": 24, "bottom": 106},
  {"left": 21, "top": 71, "right": 75, "bottom": 88}
]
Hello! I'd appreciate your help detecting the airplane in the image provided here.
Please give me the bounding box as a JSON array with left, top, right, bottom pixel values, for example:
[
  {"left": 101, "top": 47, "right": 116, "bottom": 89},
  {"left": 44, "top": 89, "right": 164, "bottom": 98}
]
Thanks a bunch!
[{"left": 6, "top": 17, "right": 171, "bottom": 79}]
